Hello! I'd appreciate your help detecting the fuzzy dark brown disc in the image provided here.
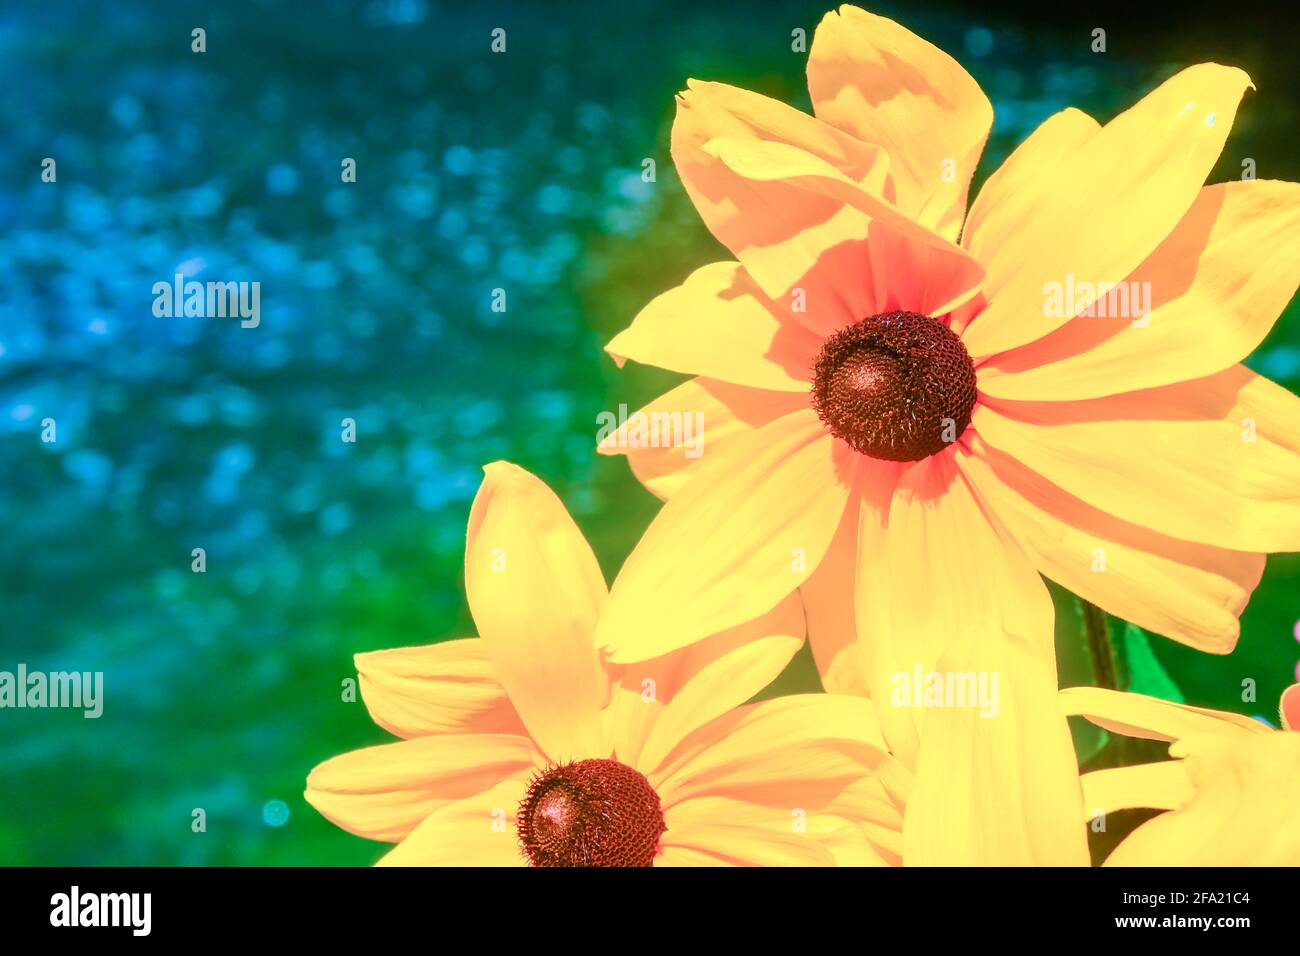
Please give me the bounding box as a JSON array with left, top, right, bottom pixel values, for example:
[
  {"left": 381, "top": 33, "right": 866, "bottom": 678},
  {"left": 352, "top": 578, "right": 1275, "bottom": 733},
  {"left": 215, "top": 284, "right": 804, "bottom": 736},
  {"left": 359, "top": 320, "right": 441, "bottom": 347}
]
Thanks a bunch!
[
  {"left": 517, "top": 758, "right": 666, "bottom": 867},
  {"left": 811, "top": 310, "right": 977, "bottom": 461}
]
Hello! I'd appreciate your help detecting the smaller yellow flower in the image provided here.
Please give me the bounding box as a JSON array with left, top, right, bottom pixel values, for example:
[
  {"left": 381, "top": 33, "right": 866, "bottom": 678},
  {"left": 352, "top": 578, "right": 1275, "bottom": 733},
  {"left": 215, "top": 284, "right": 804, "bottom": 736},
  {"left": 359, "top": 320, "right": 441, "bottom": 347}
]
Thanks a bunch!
[
  {"left": 305, "top": 461, "right": 896, "bottom": 866},
  {"left": 1062, "top": 683, "right": 1300, "bottom": 865}
]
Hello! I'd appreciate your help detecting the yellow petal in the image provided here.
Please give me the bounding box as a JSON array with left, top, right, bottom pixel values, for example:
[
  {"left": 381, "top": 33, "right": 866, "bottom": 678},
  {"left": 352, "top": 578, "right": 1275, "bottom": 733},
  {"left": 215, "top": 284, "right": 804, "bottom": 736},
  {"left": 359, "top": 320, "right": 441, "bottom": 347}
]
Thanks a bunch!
[
  {"left": 1059, "top": 685, "right": 1269, "bottom": 742},
  {"left": 1105, "top": 733, "right": 1300, "bottom": 865},
  {"left": 597, "top": 377, "right": 806, "bottom": 501},
  {"left": 678, "top": 78, "right": 891, "bottom": 189},
  {"left": 662, "top": 769, "right": 904, "bottom": 866},
  {"left": 947, "top": 108, "right": 1099, "bottom": 338},
  {"left": 980, "top": 181, "right": 1300, "bottom": 400},
  {"left": 1079, "top": 762, "right": 1195, "bottom": 819},
  {"left": 304, "top": 733, "right": 543, "bottom": 842},
  {"left": 874, "top": 753, "right": 916, "bottom": 818},
  {"left": 355, "top": 639, "right": 526, "bottom": 738},
  {"left": 973, "top": 366, "right": 1300, "bottom": 552},
  {"left": 856, "top": 451, "right": 1055, "bottom": 766},
  {"left": 655, "top": 846, "right": 730, "bottom": 866},
  {"left": 807, "top": 4, "right": 992, "bottom": 241},
  {"left": 819, "top": 820, "right": 896, "bottom": 866},
  {"left": 802, "top": 497, "right": 869, "bottom": 696},
  {"left": 903, "top": 629, "right": 1089, "bottom": 866},
  {"left": 465, "top": 462, "right": 610, "bottom": 761},
  {"left": 671, "top": 80, "right": 889, "bottom": 304},
  {"left": 604, "top": 592, "right": 805, "bottom": 773},
  {"left": 954, "top": 109, "right": 1100, "bottom": 340},
  {"left": 961, "top": 64, "right": 1253, "bottom": 360},
  {"left": 597, "top": 409, "right": 852, "bottom": 662},
  {"left": 665, "top": 785, "right": 904, "bottom": 866},
  {"left": 376, "top": 776, "right": 529, "bottom": 866},
  {"left": 606, "top": 261, "right": 823, "bottom": 392},
  {"left": 641, "top": 600, "right": 805, "bottom": 774},
  {"left": 659, "top": 822, "right": 835, "bottom": 866},
  {"left": 701, "top": 135, "right": 985, "bottom": 314},
  {"left": 652, "top": 694, "right": 889, "bottom": 809},
  {"left": 957, "top": 436, "right": 1263, "bottom": 653},
  {"left": 962, "top": 108, "right": 1099, "bottom": 256}
]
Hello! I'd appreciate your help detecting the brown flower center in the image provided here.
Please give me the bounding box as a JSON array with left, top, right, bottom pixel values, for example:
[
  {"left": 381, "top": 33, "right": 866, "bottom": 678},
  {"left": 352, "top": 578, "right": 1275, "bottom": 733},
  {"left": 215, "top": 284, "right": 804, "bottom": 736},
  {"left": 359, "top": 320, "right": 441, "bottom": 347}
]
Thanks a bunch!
[
  {"left": 811, "top": 310, "right": 976, "bottom": 461},
  {"left": 517, "top": 758, "right": 666, "bottom": 867}
]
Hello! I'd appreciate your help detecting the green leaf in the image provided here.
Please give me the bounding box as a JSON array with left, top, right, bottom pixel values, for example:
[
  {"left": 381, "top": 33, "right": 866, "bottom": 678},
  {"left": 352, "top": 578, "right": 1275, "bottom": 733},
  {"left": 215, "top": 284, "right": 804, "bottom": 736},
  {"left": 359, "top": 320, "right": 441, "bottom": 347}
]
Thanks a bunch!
[
  {"left": 1047, "top": 581, "right": 1110, "bottom": 765},
  {"left": 1120, "top": 622, "right": 1184, "bottom": 703}
]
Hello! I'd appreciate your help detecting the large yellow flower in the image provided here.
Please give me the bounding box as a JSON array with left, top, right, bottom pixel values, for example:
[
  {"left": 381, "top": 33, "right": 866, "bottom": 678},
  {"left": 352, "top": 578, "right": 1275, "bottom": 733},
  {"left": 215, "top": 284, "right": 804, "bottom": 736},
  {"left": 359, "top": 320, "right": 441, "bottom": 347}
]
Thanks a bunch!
[
  {"left": 305, "top": 462, "right": 897, "bottom": 866},
  {"left": 595, "top": 4, "right": 1300, "bottom": 762},
  {"left": 1061, "top": 682, "right": 1300, "bottom": 864}
]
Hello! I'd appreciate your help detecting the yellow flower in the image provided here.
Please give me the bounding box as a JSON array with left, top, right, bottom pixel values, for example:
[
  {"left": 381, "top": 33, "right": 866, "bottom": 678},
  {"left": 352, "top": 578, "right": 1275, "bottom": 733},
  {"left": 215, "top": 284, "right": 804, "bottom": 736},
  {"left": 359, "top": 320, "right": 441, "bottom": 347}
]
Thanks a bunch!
[
  {"left": 596, "top": 3, "right": 1300, "bottom": 765},
  {"left": 305, "top": 461, "right": 897, "bottom": 866},
  {"left": 1061, "top": 682, "right": 1300, "bottom": 865}
]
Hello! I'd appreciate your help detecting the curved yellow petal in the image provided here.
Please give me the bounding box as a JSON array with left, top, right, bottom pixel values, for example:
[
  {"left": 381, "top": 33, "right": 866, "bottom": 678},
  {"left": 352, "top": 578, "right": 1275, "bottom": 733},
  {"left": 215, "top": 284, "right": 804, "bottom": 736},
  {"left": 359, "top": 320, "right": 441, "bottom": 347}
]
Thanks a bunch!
[
  {"left": 304, "top": 733, "right": 543, "bottom": 842},
  {"left": 606, "top": 261, "right": 823, "bottom": 392},
  {"left": 701, "top": 135, "right": 985, "bottom": 315},
  {"left": 465, "top": 462, "right": 610, "bottom": 762},
  {"left": 597, "top": 377, "right": 807, "bottom": 501},
  {"left": 660, "top": 822, "right": 835, "bottom": 866},
  {"left": 1059, "top": 685, "right": 1269, "bottom": 742},
  {"left": 376, "top": 776, "right": 530, "bottom": 867},
  {"left": 1080, "top": 762, "right": 1195, "bottom": 819},
  {"left": 948, "top": 109, "right": 1099, "bottom": 339},
  {"left": 962, "top": 64, "right": 1253, "bottom": 360},
  {"left": 856, "top": 451, "right": 1055, "bottom": 767},
  {"left": 671, "top": 80, "right": 888, "bottom": 305},
  {"left": 1105, "top": 733, "right": 1300, "bottom": 865},
  {"left": 874, "top": 753, "right": 915, "bottom": 818},
  {"left": 597, "top": 410, "right": 852, "bottom": 663},
  {"left": 957, "top": 436, "right": 1264, "bottom": 654},
  {"left": 973, "top": 366, "right": 1300, "bottom": 552},
  {"left": 981, "top": 180, "right": 1300, "bottom": 400},
  {"left": 660, "top": 759, "right": 903, "bottom": 866},
  {"left": 605, "top": 591, "right": 805, "bottom": 774},
  {"left": 636, "top": 601, "right": 805, "bottom": 774},
  {"left": 652, "top": 694, "right": 889, "bottom": 809},
  {"left": 655, "top": 846, "right": 729, "bottom": 866},
  {"left": 807, "top": 4, "right": 992, "bottom": 241},
  {"left": 678, "top": 78, "right": 891, "bottom": 188},
  {"left": 820, "top": 821, "right": 896, "bottom": 866},
  {"left": 802, "top": 496, "right": 869, "bottom": 697},
  {"left": 354, "top": 639, "right": 526, "bottom": 739},
  {"left": 962, "top": 108, "right": 1099, "bottom": 257},
  {"left": 902, "top": 627, "right": 1088, "bottom": 866}
]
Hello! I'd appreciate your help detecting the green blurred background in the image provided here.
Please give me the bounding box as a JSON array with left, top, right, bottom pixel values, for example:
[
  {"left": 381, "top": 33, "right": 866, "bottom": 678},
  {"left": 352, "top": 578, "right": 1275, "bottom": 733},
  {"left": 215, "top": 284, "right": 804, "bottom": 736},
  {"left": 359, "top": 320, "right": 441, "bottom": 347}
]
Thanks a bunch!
[{"left": 1, "top": 0, "right": 1297, "bottom": 864}]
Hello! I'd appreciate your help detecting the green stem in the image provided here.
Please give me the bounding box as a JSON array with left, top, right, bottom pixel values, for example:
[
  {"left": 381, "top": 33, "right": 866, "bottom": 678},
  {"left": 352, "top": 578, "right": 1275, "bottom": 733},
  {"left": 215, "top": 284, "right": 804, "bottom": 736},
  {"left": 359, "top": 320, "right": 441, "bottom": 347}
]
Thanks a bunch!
[{"left": 1080, "top": 598, "right": 1120, "bottom": 691}]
